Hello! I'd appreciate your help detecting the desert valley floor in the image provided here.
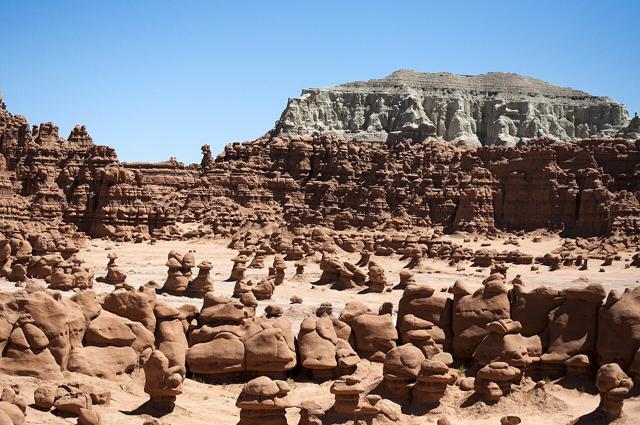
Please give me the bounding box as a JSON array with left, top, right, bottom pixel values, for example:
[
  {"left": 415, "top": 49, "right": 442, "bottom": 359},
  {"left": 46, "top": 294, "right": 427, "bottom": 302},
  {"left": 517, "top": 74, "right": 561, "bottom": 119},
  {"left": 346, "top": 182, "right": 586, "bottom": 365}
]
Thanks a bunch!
[{"left": 2, "top": 231, "right": 638, "bottom": 425}]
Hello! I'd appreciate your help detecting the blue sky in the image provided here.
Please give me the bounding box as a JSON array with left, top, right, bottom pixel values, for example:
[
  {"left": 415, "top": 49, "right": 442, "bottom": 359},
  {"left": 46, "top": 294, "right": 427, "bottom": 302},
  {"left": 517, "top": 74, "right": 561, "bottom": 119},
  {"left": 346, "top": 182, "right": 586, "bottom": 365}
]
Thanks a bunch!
[{"left": 1, "top": 0, "right": 638, "bottom": 164}]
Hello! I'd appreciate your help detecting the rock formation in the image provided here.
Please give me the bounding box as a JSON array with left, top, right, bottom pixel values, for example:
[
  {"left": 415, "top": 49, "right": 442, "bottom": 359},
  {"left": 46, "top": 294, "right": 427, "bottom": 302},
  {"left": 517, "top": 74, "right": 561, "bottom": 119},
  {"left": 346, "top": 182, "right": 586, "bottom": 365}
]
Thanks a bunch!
[
  {"left": 96, "top": 253, "right": 126, "bottom": 285},
  {"left": 298, "top": 311, "right": 359, "bottom": 380},
  {"left": 474, "top": 362, "right": 522, "bottom": 403},
  {"left": 236, "top": 376, "right": 292, "bottom": 425},
  {"left": 186, "top": 294, "right": 296, "bottom": 379},
  {"left": 1, "top": 81, "right": 639, "bottom": 241},
  {"left": 451, "top": 278, "right": 510, "bottom": 360},
  {"left": 397, "top": 284, "right": 452, "bottom": 352},
  {"left": 185, "top": 260, "right": 214, "bottom": 296},
  {"left": 143, "top": 350, "right": 185, "bottom": 412},
  {"left": 339, "top": 302, "right": 398, "bottom": 361},
  {"left": 595, "top": 363, "right": 633, "bottom": 420},
  {"left": 274, "top": 70, "right": 630, "bottom": 146},
  {"left": 383, "top": 344, "right": 425, "bottom": 402},
  {"left": 413, "top": 360, "right": 456, "bottom": 406},
  {"left": 0, "top": 70, "right": 638, "bottom": 425}
]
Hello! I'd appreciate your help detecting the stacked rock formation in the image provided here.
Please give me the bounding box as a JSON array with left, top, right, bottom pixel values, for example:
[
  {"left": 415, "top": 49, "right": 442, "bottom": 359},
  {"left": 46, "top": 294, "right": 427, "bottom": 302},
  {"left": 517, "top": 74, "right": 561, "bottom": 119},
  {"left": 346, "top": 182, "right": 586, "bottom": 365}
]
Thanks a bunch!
[
  {"left": 382, "top": 344, "right": 425, "bottom": 402},
  {"left": 383, "top": 343, "right": 456, "bottom": 406},
  {"left": 298, "top": 304, "right": 359, "bottom": 380},
  {"left": 96, "top": 252, "right": 126, "bottom": 285},
  {"left": 143, "top": 350, "right": 186, "bottom": 412},
  {"left": 0, "top": 224, "right": 92, "bottom": 290},
  {"left": 474, "top": 362, "right": 522, "bottom": 403},
  {"left": 160, "top": 250, "right": 215, "bottom": 296},
  {"left": 1, "top": 75, "right": 639, "bottom": 242},
  {"left": 234, "top": 277, "right": 275, "bottom": 301},
  {"left": 329, "top": 372, "right": 399, "bottom": 422},
  {"left": 397, "top": 284, "right": 452, "bottom": 352},
  {"left": 228, "top": 255, "right": 248, "bottom": 281},
  {"left": 595, "top": 363, "right": 633, "bottom": 419},
  {"left": 413, "top": 360, "right": 456, "bottom": 406},
  {"left": 366, "top": 261, "right": 390, "bottom": 293},
  {"left": 235, "top": 376, "right": 292, "bottom": 425},
  {"left": 186, "top": 294, "right": 296, "bottom": 379},
  {"left": 34, "top": 382, "right": 108, "bottom": 423},
  {"left": 161, "top": 251, "right": 194, "bottom": 295},
  {"left": 270, "top": 255, "right": 287, "bottom": 285},
  {"left": 187, "top": 260, "right": 215, "bottom": 296}
]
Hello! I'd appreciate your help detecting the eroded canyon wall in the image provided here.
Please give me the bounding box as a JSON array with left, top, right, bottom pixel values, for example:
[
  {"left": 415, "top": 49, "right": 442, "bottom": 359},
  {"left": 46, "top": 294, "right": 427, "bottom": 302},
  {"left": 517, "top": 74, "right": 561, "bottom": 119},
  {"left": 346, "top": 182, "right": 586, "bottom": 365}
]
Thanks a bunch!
[
  {"left": 274, "top": 70, "right": 631, "bottom": 147},
  {"left": 1, "top": 84, "right": 639, "bottom": 240}
]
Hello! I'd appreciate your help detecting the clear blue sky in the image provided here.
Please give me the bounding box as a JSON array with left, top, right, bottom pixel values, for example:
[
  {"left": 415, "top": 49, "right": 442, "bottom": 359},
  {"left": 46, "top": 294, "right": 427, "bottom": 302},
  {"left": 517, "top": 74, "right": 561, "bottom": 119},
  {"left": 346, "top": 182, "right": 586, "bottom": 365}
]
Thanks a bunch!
[{"left": 1, "top": 0, "right": 638, "bottom": 164}]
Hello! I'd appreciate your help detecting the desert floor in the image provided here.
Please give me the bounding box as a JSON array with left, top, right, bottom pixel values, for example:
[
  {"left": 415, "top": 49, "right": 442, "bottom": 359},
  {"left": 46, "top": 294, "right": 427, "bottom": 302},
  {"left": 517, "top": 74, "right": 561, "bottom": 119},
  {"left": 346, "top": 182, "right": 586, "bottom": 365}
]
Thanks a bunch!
[{"left": 2, "top": 233, "right": 640, "bottom": 424}]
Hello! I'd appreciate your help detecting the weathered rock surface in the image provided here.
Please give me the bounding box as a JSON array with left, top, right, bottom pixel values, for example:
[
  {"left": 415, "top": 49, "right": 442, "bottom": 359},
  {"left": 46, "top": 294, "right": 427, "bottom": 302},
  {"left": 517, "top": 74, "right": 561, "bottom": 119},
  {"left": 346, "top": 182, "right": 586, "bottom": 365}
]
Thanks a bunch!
[
  {"left": 274, "top": 70, "right": 630, "bottom": 146},
  {"left": 1, "top": 78, "right": 639, "bottom": 241}
]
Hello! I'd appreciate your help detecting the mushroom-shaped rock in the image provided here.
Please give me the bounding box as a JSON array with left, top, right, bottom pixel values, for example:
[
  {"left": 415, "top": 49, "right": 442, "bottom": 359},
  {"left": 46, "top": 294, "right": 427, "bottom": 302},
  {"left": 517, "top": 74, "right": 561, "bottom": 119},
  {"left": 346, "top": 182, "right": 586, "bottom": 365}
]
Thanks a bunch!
[
  {"left": 144, "top": 350, "right": 185, "bottom": 413},
  {"left": 187, "top": 260, "right": 214, "bottom": 296},
  {"left": 366, "top": 261, "right": 389, "bottom": 293},
  {"left": 249, "top": 250, "right": 266, "bottom": 269},
  {"left": 228, "top": 255, "right": 248, "bottom": 281},
  {"left": 565, "top": 354, "right": 593, "bottom": 380},
  {"left": 383, "top": 344, "right": 425, "bottom": 402},
  {"left": 595, "top": 363, "right": 633, "bottom": 420},
  {"left": 330, "top": 375, "right": 367, "bottom": 416},
  {"left": 97, "top": 252, "right": 127, "bottom": 285},
  {"left": 271, "top": 256, "right": 287, "bottom": 285},
  {"left": 474, "top": 362, "right": 522, "bottom": 403},
  {"left": 162, "top": 256, "right": 190, "bottom": 295},
  {"left": 397, "top": 269, "right": 416, "bottom": 289},
  {"left": 413, "top": 360, "right": 456, "bottom": 405},
  {"left": 236, "top": 376, "right": 292, "bottom": 425}
]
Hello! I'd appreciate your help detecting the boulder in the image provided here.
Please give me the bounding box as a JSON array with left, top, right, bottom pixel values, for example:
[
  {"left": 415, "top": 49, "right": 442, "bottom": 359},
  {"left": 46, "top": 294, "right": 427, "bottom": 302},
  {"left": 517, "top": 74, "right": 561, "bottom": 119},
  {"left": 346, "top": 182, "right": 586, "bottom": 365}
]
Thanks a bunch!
[{"left": 67, "top": 346, "right": 137, "bottom": 379}]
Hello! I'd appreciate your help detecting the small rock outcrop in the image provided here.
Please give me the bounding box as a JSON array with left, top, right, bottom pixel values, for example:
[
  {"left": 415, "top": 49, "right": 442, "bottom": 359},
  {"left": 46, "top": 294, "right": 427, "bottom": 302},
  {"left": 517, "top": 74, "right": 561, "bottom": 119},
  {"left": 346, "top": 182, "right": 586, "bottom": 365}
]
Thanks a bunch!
[{"left": 236, "top": 376, "right": 292, "bottom": 425}]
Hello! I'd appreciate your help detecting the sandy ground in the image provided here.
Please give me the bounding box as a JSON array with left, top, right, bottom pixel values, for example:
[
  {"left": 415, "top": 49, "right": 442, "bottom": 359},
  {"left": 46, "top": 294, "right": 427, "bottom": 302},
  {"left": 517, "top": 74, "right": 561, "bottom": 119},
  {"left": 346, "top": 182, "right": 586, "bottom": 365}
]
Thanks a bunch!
[
  {"left": 1, "top": 233, "right": 640, "bottom": 424},
  {"left": 72, "top": 234, "right": 640, "bottom": 333},
  {"left": 11, "top": 368, "right": 640, "bottom": 425}
]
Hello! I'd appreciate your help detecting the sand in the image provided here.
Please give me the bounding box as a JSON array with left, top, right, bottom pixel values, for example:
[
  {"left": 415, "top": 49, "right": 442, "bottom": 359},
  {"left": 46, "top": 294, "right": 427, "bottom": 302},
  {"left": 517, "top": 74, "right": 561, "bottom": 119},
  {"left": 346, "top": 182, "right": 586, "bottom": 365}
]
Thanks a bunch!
[{"left": 2, "top": 233, "right": 639, "bottom": 424}]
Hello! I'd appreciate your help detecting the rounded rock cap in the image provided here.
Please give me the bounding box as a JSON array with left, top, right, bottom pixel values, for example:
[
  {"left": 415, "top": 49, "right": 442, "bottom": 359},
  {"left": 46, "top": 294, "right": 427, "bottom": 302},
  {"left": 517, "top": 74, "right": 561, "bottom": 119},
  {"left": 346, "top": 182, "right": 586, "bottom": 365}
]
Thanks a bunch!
[
  {"left": 405, "top": 284, "right": 435, "bottom": 297},
  {"left": 198, "top": 260, "right": 213, "bottom": 270},
  {"left": 242, "top": 376, "right": 290, "bottom": 397}
]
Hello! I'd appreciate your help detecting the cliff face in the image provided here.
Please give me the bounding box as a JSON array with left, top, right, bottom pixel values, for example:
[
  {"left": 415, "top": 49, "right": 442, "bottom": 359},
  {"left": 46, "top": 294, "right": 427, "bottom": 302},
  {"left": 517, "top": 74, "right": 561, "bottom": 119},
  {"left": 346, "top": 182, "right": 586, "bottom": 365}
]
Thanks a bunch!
[
  {"left": 0, "top": 77, "right": 639, "bottom": 241},
  {"left": 274, "top": 70, "right": 630, "bottom": 147},
  {"left": 0, "top": 103, "right": 198, "bottom": 237},
  {"left": 205, "top": 134, "right": 640, "bottom": 238}
]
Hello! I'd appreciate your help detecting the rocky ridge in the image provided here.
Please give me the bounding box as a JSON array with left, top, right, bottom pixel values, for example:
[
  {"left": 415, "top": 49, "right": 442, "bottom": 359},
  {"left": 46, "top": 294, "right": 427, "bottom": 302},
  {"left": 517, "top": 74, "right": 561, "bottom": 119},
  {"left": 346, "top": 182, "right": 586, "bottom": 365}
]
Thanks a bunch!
[
  {"left": 0, "top": 75, "right": 639, "bottom": 244},
  {"left": 274, "top": 70, "right": 632, "bottom": 147}
]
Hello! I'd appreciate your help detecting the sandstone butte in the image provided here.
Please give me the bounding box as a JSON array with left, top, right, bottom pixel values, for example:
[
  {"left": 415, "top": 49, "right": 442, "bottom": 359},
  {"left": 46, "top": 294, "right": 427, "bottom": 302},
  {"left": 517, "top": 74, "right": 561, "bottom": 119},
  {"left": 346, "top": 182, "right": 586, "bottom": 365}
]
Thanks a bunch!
[{"left": 0, "top": 70, "right": 637, "bottom": 425}]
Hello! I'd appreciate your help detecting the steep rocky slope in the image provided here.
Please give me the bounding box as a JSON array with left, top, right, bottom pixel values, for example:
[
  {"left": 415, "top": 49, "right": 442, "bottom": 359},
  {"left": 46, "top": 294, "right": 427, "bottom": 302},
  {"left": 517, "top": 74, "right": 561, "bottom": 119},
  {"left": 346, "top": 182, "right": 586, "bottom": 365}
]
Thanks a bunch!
[
  {"left": 0, "top": 76, "right": 639, "bottom": 242},
  {"left": 274, "top": 70, "right": 631, "bottom": 147}
]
